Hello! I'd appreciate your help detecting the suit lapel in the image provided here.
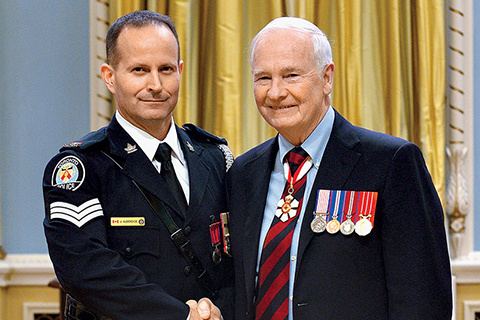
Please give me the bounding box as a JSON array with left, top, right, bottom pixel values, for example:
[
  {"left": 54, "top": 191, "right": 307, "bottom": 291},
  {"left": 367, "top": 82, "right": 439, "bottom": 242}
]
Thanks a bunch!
[
  {"left": 241, "top": 138, "right": 279, "bottom": 311},
  {"left": 296, "top": 112, "right": 361, "bottom": 270},
  {"left": 177, "top": 127, "right": 210, "bottom": 225}
]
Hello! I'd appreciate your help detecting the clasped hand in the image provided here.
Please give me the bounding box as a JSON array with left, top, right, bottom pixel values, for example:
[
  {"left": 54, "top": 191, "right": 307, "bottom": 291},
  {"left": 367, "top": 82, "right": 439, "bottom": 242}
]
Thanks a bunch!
[{"left": 186, "top": 298, "right": 222, "bottom": 320}]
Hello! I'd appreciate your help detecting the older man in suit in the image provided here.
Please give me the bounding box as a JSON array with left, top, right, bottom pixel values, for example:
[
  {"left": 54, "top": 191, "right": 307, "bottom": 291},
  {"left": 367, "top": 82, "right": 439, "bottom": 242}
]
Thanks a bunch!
[{"left": 226, "top": 17, "right": 452, "bottom": 319}]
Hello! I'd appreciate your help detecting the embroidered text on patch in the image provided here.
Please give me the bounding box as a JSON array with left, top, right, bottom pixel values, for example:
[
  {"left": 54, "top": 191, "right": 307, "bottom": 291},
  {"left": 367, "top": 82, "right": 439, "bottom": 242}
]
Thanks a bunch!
[
  {"left": 50, "top": 198, "right": 104, "bottom": 228},
  {"left": 52, "top": 155, "right": 86, "bottom": 191}
]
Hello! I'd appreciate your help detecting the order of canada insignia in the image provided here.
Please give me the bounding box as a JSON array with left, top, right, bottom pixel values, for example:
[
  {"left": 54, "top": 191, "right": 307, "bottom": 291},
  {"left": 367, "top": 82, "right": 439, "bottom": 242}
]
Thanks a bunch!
[{"left": 52, "top": 155, "right": 85, "bottom": 191}]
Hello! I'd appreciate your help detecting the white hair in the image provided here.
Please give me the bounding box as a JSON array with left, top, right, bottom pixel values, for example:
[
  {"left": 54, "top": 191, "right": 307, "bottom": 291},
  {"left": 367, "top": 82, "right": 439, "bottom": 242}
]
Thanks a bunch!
[{"left": 250, "top": 17, "right": 333, "bottom": 72}]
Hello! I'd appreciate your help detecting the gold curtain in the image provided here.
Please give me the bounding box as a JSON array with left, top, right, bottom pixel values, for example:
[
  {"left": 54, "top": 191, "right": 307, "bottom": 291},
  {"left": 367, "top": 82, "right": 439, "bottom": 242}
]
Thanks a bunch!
[{"left": 108, "top": 0, "right": 445, "bottom": 198}]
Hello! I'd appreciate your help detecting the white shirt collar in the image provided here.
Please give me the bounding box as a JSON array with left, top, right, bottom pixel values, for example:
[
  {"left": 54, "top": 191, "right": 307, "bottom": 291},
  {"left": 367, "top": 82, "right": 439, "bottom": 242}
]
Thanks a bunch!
[
  {"left": 115, "top": 111, "right": 185, "bottom": 165},
  {"left": 278, "top": 105, "right": 335, "bottom": 169}
]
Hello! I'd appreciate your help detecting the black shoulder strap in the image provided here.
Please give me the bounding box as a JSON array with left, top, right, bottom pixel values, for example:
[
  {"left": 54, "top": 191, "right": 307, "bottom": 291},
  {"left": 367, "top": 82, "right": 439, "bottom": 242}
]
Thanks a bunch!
[{"left": 100, "top": 151, "right": 218, "bottom": 299}]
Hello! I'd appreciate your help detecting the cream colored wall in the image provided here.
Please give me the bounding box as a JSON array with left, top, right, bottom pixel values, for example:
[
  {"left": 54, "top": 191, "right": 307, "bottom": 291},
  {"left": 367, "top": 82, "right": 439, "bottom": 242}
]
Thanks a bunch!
[
  {"left": 0, "top": 255, "right": 58, "bottom": 320},
  {"left": 0, "top": 286, "right": 59, "bottom": 320},
  {"left": 456, "top": 283, "right": 480, "bottom": 320}
]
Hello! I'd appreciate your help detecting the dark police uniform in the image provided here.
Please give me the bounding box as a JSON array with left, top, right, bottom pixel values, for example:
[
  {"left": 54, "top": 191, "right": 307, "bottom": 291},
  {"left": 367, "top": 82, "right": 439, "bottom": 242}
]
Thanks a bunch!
[{"left": 43, "top": 116, "right": 234, "bottom": 320}]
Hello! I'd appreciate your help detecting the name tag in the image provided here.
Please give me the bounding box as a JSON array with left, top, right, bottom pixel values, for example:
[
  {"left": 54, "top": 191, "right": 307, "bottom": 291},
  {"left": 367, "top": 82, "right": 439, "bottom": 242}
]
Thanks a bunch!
[{"left": 111, "top": 217, "right": 145, "bottom": 227}]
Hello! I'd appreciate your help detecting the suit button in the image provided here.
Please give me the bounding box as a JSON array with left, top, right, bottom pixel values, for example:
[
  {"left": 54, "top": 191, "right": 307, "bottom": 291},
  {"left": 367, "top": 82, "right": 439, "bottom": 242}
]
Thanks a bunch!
[
  {"left": 124, "top": 247, "right": 132, "bottom": 256},
  {"left": 184, "top": 226, "right": 191, "bottom": 235},
  {"left": 184, "top": 266, "right": 192, "bottom": 276}
]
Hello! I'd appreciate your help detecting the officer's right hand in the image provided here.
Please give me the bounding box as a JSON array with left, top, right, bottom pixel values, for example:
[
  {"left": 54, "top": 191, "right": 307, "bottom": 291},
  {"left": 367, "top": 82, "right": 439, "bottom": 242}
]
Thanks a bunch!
[{"left": 186, "top": 298, "right": 222, "bottom": 320}]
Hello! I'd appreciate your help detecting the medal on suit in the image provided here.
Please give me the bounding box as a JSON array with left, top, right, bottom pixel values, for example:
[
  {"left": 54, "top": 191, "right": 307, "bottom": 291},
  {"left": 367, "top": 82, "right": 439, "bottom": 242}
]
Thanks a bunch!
[
  {"left": 340, "top": 191, "right": 357, "bottom": 235},
  {"left": 355, "top": 215, "right": 372, "bottom": 236},
  {"left": 354, "top": 191, "right": 378, "bottom": 236},
  {"left": 276, "top": 156, "right": 312, "bottom": 223},
  {"left": 311, "top": 213, "right": 327, "bottom": 233},
  {"left": 326, "top": 190, "right": 344, "bottom": 234},
  {"left": 311, "top": 189, "right": 330, "bottom": 233}
]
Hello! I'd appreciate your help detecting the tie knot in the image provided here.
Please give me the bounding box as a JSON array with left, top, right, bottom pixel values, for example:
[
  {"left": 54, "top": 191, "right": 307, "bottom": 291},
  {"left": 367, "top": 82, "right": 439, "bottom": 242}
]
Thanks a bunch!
[
  {"left": 286, "top": 147, "right": 308, "bottom": 164},
  {"left": 285, "top": 147, "right": 309, "bottom": 175},
  {"left": 155, "top": 143, "right": 173, "bottom": 169}
]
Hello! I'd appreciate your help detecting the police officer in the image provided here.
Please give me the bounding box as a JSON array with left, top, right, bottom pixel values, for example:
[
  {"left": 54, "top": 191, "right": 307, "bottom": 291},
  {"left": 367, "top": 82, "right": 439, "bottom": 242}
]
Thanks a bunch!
[{"left": 43, "top": 11, "right": 233, "bottom": 320}]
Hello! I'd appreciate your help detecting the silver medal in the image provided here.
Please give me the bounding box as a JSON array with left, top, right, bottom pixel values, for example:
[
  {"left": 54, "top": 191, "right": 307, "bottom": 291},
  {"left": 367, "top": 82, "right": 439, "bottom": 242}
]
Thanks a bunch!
[
  {"left": 340, "top": 219, "right": 355, "bottom": 235},
  {"left": 310, "top": 213, "right": 327, "bottom": 233}
]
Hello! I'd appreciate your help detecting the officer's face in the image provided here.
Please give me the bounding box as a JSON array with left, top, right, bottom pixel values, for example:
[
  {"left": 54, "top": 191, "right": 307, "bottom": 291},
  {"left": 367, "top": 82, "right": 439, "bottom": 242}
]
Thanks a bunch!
[
  {"left": 102, "top": 24, "right": 183, "bottom": 139},
  {"left": 251, "top": 29, "right": 334, "bottom": 145}
]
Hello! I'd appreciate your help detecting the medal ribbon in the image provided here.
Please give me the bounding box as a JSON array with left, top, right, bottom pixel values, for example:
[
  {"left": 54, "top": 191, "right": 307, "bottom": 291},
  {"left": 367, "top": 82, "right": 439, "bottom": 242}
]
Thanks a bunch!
[
  {"left": 283, "top": 155, "right": 312, "bottom": 190},
  {"left": 209, "top": 221, "right": 222, "bottom": 246},
  {"left": 341, "top": 191, "right": 354, "bottom": 222},
  {"left": 356, "top": 191, "right": 378, "bottom": 226},
  {"left": 334, "top": 191, "right": 346, "bottom": 221},
  {"left": 315, "top": 189, "right": 330, "bottom": 213},
  {"left": 367, "top": 192, "right": 378, "bottom": 226},
  {"left": 220, "top": 212, "right": 231, "bottom": 255}
]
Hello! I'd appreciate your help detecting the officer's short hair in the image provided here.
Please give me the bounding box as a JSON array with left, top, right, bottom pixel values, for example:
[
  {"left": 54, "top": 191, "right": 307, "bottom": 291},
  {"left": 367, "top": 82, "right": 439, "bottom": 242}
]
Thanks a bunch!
[{"left": 106, "top": 10, "right": 180, "bottom": 67}]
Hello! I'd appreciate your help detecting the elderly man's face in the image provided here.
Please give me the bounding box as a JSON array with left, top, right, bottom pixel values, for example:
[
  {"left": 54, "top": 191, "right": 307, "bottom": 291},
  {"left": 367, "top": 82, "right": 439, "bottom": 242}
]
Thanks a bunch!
[
  {"left": 252, "top": 29, "right": 333, "bottom": 145},
  {"left": 102, "top": 24, "right": 183, "bottom": 138}
]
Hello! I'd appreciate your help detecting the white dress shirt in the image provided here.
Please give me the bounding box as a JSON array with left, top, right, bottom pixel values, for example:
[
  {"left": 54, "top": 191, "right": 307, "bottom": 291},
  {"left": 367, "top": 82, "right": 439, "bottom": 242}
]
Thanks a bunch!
[{"left": 115, "top": 112, "right": 190, "bottom": 203}]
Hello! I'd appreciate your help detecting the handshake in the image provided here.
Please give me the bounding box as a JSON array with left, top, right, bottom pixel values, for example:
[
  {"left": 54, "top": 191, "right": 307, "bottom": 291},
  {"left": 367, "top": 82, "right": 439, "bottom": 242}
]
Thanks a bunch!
[{"left": 187, "top": 298, "right": 223, "bottom": 320}]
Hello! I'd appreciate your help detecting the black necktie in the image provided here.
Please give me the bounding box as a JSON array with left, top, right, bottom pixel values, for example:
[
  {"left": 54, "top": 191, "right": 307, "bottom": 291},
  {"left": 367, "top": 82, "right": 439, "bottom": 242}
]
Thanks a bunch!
[{"left": 155, "top": 143, "right": 188, "bottom": 216}]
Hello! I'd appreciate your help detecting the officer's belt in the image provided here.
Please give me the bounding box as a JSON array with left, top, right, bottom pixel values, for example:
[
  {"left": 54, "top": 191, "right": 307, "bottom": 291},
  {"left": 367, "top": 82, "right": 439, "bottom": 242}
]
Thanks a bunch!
[
  {"left": 101, "top": 151, "right": 218, "bottom": 299},
  {"left": 65, "top": 294, "right": 111, "bottom": 320}
]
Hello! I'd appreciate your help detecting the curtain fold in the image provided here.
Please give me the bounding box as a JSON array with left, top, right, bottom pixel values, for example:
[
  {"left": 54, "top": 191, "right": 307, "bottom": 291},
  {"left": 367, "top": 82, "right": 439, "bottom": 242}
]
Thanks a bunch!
[{"left": 108, "top": 0, "right": 445, "bottom": 196}]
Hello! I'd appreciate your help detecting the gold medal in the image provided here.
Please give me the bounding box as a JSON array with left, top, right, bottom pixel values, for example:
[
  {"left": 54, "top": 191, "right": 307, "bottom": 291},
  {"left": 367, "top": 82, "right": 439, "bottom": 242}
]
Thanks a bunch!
[
  {"left": 355, "top": 217, "right": 372, "bottom": 236},
  {"left": 325, "top": 190, "right": 342, "bottom": 234},
  {"left": 310, "top": 213, "right": 327, "bottom": 233},
  {"left": 326, "top": 219, "right": 340, "bottom": 234},
  {"left": 354, "top": 191, "right": 377, "bottom": 236}
]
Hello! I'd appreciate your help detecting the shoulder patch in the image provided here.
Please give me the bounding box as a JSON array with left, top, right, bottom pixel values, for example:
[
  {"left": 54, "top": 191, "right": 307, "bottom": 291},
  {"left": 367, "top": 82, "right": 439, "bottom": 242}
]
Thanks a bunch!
[
  {"left": 61, "top": 127, "right": 108, "bottom": 151},
  {"left": 52, "top": 155, "right": 86, "bottom": 191},
  {"left": 182, "top": 123, "right": 227, "bottom": 145},
  {"left": 217, "top": 144, "right": 234, "bottom": 172}
]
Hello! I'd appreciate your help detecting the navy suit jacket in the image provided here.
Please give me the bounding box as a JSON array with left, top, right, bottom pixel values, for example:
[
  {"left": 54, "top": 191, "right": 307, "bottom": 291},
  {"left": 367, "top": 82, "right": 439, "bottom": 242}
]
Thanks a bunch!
[
  {"left": 44, "top": 117, "right": 233, "bottom": 320},
  {"left": 226, "top": 111, "right": 452, "bottom": 319}
]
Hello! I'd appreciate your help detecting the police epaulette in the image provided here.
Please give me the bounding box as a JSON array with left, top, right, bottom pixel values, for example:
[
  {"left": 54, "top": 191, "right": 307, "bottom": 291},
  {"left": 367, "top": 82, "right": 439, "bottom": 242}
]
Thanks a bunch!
[
  {"left": 60, "top": 128, "right": 108, "bottom": 151},
  {"left": 182, "top": 123, "right": 227, "bottom": 145}
]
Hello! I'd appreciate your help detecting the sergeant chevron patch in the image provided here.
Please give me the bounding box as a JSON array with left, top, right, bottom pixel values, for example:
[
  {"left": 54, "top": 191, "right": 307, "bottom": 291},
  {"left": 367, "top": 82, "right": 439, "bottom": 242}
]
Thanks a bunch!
[{"left": 50, "top": 198, "right": 104, "bottom": 228}]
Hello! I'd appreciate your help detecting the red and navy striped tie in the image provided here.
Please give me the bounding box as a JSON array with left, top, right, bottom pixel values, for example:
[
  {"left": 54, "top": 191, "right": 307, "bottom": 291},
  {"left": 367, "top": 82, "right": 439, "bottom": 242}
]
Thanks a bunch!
[{"left": 255, "top": 147, "right": 311, "bottom": 320}]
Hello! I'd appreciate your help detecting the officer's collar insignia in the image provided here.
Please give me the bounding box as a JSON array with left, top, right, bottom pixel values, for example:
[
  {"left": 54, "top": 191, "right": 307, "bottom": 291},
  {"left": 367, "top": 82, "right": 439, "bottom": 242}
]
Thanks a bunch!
[
  {"left": 186, "top": 141, "right": 195, "bottom": 152},
  {"left": 124, "top": 143, "right": 137, "bottom": 154},
  {"left": 63, "top": 141, "right": 83, "bottom": 148}
]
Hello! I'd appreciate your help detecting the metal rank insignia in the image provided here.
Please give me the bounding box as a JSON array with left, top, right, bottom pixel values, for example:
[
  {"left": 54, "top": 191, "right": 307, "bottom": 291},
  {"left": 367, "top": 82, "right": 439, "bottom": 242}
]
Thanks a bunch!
[{"left": 276, "top": 194, "right": 299, "bottom": 222}]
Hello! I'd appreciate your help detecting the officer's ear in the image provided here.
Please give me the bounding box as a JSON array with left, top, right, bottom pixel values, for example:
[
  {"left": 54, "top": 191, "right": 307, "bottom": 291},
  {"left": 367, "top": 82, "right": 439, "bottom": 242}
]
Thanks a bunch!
[{"left": 101, "top": 63, "right": 116, "bottom": 95}]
